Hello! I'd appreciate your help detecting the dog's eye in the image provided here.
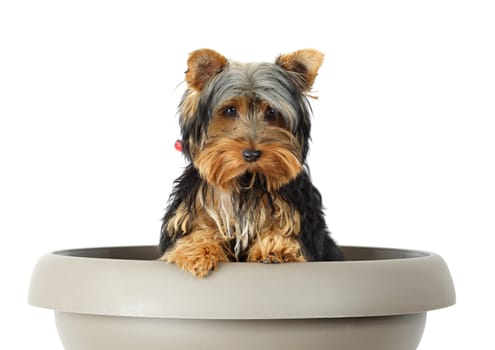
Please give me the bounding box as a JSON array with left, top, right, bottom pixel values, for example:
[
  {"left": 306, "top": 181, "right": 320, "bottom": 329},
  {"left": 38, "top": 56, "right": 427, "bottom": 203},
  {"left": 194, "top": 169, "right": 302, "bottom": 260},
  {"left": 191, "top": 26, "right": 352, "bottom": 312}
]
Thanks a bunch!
[
  {"left": 264, "top": 108, "right": 279, "bottom": 122},
  {"left": 223, "top": 106, "right": 238, "bottom": 119}
]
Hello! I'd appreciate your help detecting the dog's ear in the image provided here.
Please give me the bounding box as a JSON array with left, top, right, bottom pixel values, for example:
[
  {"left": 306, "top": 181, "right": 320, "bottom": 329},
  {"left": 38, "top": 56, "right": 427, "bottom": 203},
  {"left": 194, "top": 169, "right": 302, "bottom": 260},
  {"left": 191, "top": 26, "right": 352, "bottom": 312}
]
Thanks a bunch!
[
  {"left": 276, "top": 49, "right": 324, "bottom": 92},
  {"left": 185, "top": 49, "right": 228, "bottom": 91}
]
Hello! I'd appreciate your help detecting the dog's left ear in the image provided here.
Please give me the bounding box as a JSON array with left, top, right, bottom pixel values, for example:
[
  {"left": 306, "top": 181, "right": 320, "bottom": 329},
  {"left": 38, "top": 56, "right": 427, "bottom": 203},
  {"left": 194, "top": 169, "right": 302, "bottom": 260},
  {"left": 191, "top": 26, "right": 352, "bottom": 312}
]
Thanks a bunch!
[
  {"left": 185, "top": 49, "right": 228, "bottom": 91},
  {"left": 276, "top": 49, "right": 324, "bottom": 92}
]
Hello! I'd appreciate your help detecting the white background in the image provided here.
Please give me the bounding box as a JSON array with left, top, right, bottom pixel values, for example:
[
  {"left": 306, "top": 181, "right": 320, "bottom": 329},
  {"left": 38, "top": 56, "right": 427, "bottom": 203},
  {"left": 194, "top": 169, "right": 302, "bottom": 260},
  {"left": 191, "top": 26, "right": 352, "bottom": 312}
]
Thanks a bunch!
[{"left": 1, "top": 0, "right": 494, "bottom": 349}]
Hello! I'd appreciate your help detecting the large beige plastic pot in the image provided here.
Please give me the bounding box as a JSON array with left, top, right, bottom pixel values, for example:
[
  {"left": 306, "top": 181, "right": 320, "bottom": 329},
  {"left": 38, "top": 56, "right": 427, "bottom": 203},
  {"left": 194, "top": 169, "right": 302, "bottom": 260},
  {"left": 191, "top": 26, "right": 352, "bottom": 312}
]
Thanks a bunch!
[{"left": 28, "top": 245, "right": 455, "bottom": 350}]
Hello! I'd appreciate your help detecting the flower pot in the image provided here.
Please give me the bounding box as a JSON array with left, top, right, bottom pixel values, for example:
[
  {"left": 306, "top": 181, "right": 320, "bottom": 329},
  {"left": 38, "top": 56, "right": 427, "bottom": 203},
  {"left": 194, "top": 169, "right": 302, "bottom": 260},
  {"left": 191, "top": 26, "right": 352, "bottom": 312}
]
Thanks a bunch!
[{"left": 28, "top": 245, "right": 455, "bottom": 350}]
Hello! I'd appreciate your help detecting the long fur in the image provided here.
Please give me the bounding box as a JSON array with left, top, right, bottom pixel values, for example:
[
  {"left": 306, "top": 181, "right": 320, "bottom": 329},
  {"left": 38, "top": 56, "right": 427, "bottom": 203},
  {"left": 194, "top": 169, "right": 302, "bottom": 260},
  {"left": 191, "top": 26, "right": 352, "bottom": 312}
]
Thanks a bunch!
[{"left": 159, "top": 49, "right": 343, "bottom": 277}]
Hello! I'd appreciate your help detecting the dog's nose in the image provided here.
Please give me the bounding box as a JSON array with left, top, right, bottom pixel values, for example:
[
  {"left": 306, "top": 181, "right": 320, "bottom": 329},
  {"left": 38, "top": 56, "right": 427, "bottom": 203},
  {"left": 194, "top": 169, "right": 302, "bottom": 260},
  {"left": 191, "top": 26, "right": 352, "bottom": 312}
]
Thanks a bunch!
[{"left": 242, "top": 149, "right": 262, "bottom": 162}]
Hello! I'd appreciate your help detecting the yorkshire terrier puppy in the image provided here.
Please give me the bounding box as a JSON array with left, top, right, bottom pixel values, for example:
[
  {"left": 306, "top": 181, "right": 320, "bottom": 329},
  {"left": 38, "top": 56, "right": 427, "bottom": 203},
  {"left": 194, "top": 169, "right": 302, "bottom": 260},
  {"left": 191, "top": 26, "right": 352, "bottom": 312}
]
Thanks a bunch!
[{"left": 159, "top": 48, "right": 343, "bottom": 277}]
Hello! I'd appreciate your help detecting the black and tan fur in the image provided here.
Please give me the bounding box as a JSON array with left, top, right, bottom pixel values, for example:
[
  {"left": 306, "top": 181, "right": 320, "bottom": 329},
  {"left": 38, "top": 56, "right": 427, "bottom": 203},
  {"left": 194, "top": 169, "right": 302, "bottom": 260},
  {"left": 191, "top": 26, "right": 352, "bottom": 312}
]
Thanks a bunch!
[{"left": 159, "top": 49, "right": 343, "bottom": 277}]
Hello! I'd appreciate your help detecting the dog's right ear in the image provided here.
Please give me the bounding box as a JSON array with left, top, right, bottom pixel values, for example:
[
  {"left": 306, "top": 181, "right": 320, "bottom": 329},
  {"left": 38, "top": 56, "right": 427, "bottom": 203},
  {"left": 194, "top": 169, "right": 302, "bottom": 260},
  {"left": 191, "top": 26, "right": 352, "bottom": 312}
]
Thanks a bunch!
[
  {"left": 276, "top": 49, "right": 324, "bottom": 92},
  {"left": 185, "top": 49, "right": 228, "bottom": 91}
]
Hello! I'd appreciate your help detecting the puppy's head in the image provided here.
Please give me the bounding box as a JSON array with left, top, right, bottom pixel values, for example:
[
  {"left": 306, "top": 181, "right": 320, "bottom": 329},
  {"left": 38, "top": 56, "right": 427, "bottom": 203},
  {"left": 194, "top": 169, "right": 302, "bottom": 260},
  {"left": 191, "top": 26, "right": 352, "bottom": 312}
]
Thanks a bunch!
[{"left": 178, "top": 48, "right": 323, "bottom": 191}]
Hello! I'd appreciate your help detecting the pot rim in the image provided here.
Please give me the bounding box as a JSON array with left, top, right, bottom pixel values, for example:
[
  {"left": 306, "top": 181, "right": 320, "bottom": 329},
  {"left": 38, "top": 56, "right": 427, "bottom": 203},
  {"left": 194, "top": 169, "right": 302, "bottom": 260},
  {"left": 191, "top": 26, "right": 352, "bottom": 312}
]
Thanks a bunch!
[{"left": 28, "top": 245, "right": 456, "bottom": 319}]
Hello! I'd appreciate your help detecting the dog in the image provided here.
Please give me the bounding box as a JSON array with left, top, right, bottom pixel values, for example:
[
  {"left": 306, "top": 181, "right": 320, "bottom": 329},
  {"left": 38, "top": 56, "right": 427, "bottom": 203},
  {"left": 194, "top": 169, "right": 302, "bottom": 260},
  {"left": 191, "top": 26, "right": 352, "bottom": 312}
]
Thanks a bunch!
[{"left": 159, "top": 49, "right": 343, "bottom": 277}]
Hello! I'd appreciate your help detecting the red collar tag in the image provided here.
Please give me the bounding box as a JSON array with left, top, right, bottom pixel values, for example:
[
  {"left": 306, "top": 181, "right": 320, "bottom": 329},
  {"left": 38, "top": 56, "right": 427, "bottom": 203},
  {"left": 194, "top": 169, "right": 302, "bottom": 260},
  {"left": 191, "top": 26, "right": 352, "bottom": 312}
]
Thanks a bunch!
[{"left": 174, "top": 140, "right": 183, "bottom": 152}]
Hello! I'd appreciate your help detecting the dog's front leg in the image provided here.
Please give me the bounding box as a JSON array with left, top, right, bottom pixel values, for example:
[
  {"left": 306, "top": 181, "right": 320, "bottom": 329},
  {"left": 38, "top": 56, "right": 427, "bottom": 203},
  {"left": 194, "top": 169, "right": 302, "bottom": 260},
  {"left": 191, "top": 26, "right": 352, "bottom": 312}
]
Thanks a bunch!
[{"left": 160, "top": 229, "right": 228, "bottom": 278}]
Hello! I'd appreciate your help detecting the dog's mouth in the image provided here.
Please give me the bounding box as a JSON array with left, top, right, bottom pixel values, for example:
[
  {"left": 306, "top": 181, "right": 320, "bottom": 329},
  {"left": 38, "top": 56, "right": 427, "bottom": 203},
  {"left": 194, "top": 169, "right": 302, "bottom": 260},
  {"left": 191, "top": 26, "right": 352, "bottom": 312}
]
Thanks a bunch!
[
  {"left": 239, "top": 171, "right": 275, "bottom": 191},
  {"left": 239, "top": 172, "right": 256, "bottom": 188},
  {"left": 237, "top": 171, "right": 284, "bottom": 192}
]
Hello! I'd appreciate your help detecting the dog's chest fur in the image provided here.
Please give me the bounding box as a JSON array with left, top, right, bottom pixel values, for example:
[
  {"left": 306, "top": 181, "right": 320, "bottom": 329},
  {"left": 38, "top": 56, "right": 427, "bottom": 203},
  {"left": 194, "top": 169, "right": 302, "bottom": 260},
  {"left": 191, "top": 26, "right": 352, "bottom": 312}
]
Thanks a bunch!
[{"left": 201, "top": 185, "right": 300, "bottom": 260}]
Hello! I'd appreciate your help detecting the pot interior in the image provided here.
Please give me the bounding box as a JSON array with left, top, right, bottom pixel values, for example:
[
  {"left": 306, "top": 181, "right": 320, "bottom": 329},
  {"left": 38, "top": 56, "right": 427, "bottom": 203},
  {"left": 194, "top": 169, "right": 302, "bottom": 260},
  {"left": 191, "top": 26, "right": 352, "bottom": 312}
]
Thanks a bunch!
[{"left": 53, "top": 245, "right": 430, "bottom": 261}]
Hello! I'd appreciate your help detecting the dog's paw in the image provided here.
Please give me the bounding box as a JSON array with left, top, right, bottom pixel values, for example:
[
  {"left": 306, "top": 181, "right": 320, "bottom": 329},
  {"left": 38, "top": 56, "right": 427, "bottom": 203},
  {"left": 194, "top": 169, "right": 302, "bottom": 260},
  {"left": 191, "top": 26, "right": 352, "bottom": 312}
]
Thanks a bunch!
[
  {"left": 261, "top": 253, "right": 286, "bottom": 264},
  {"left": 161, "top": 243, "right": 227, "bottom": 278},
  {"left": 247, "top": 236, "right": 306, "bottom": 264},
  {"left": 185, "top": 247, "right": 224, "bottom": 278},
  {"left": 251, "top": 251, "right": 305, "bottom": 264}
]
